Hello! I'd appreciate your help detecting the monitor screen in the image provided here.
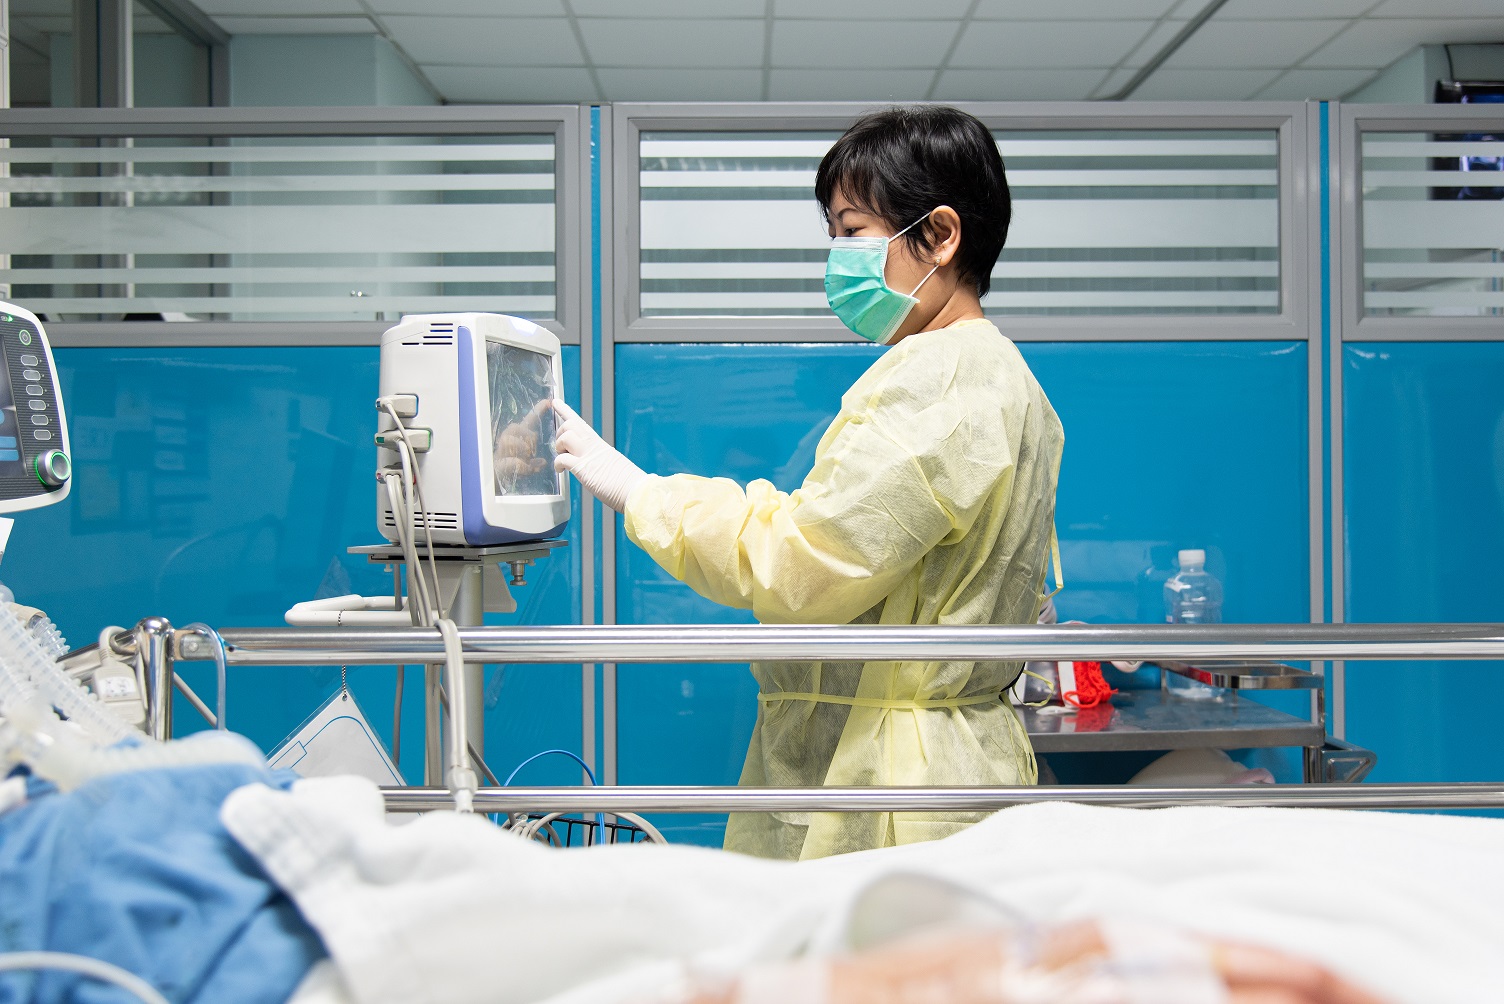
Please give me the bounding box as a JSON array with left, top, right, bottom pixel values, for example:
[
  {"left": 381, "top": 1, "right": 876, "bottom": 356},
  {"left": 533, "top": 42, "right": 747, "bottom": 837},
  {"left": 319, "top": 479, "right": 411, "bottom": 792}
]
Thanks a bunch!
[
  {"left": 0, "top": 336, "right": 22, "bottom": 473},
  {"left": 486, "top": 339, "right": 559, "bottom": 497}
]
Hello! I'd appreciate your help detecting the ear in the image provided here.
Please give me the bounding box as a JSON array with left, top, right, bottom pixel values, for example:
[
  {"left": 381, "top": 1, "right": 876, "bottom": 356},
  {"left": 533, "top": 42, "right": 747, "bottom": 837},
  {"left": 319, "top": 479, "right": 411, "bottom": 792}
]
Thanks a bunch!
[{"left": 928, "top": 206, "right": 963, "bottom": 267}]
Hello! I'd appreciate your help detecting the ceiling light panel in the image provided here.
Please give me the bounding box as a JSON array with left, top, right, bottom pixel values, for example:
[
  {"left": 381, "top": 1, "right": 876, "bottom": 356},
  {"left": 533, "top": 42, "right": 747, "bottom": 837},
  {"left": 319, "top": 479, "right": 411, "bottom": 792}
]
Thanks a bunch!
[
  {"left": 383, "top": 15, "right": 584, "bottom": 66},
  {"left": 579, "top": 18, "right": 766, "bottom": 68}
]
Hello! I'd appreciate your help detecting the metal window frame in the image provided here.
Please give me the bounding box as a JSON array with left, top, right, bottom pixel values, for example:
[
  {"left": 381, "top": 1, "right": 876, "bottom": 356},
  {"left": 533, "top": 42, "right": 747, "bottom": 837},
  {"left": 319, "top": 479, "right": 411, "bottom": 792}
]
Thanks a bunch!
[
  {"left": 0, "top": 105, "right": 585, "bottom": 348},
  {"left": 610, "top": 101, "right": 1314, "bottom": 346},
  {"left": 602, "top": 101, "right": 1326, "bottom": 786},
  {"left": 1338, "top": 102, "right": 1504, "bottom": 345}
]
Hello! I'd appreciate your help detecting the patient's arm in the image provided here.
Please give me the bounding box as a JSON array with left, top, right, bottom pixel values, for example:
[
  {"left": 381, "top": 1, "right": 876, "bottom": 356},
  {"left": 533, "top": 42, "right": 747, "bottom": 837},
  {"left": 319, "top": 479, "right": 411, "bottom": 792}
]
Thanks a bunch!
[{"left": 679, "top": 921, "right": 1387, "bottom": 1004}]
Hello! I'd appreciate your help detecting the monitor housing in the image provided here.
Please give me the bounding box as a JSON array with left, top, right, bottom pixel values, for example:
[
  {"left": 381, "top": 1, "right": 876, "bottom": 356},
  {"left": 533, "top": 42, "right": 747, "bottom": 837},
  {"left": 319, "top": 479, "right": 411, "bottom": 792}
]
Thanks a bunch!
[
  {"left": 0, "top": 302, "right": 70, "bottom": 515},
  {"left": 377, "top": 312, "right": 568, "bottom": 546}
]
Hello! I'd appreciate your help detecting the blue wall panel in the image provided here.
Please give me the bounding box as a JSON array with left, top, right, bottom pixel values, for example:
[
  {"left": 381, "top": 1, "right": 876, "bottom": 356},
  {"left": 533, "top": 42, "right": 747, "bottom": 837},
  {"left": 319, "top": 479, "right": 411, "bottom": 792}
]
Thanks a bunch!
[
  {"left": 1343, "top": 342, "right": 1504, "bottom": 784},
  {"left": 3, "top": 345, "right": 584, "bottom": 786},
  {"left": 616, "top": 339, "right": 1311, "bottom": 844}
]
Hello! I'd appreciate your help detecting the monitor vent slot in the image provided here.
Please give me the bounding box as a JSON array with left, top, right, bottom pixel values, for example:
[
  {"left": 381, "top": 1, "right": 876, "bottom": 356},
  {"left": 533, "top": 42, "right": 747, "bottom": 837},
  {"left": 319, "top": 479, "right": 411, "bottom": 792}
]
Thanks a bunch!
[
  {"left": 382, "top": 511, "right": 459, "bottom": 531},
  {"left": 402, "top": 322, "right": 456, "bottom": 347}
]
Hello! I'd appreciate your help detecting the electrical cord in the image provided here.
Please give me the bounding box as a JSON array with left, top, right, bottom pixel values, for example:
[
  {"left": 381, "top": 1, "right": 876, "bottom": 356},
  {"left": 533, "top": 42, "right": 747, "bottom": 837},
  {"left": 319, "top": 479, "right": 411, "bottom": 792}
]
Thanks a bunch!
[
  {"left": 503, "top": 749, "right": 604, "bottom": 847},
  {"left": 0, "top": 952, "right": 168, "bottom": 1004}
]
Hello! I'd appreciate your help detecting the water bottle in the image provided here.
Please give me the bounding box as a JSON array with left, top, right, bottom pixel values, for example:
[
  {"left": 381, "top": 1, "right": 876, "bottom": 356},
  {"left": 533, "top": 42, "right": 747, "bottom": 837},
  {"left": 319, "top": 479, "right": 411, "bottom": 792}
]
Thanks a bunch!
[{"left": 1163, "top": 549, "right": 1223, "bottom": 699}]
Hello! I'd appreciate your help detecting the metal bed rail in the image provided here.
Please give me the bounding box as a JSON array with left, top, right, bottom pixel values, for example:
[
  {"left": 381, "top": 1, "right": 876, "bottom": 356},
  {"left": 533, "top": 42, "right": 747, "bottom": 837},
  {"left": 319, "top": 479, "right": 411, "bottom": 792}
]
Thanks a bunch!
[
  {"left": 383, "top": 782, "right": 1504, "bottom": 813},
  {"left": 101, "top": 619, "right": 1504, "bottom": 813},
  {"left": 180, "top": 622, "right": 1504, "bottom": 665}
]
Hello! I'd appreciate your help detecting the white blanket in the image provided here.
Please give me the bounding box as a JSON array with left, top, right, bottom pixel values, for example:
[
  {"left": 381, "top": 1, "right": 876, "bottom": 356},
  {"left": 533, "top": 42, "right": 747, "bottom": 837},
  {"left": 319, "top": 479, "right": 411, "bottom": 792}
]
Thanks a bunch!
[{"left": 222, "top": 778, "right": 1504, "bottom": 1004}]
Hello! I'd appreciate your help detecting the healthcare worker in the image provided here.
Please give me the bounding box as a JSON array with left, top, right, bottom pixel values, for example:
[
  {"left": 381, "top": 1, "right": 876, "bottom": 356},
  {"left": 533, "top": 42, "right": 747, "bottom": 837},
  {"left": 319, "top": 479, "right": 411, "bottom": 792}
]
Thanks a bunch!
[{"left": 553, "top": 105, "right": 1064, "bottom": 861}]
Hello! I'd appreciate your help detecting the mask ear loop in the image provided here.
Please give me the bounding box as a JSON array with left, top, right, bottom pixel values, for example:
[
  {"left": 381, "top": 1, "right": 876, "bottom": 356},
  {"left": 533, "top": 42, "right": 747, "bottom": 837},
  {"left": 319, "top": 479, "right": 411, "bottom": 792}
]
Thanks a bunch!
[{"left": 886, "top": 210, "right": 945, "bottom": 298}]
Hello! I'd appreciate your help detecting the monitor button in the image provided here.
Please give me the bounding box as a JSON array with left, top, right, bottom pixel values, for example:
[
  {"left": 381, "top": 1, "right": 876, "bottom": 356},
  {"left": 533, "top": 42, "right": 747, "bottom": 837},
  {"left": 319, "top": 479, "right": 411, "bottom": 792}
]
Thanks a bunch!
[
  {"left": 30, "top": 415, "right": 48, "bottom": 426},
  {"left": 19, "top": 355, "right": 37, "bottom": 367},
  {"left": 25, "top": 385, "right": 41, "bottom": 396},
  {"left": 26, "top": 400, "right": 44, "bottom": 411},
  {"left": 22, "top": 369, "right": 39, "bottom": 381},
  {"left": 32, "top": 429, "right": 51, "bottom": 441}
]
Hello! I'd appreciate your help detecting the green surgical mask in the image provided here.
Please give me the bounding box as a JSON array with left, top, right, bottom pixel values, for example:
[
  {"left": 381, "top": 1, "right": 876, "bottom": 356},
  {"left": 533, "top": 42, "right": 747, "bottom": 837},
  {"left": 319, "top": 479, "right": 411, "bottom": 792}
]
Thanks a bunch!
[{"left": 824, "top": 212, "right": 941, "bottom": 345}]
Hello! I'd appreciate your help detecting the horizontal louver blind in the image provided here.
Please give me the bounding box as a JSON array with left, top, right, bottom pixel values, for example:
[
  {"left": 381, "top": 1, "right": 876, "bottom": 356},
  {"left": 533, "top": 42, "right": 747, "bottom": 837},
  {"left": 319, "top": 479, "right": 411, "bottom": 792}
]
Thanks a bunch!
[
  {"left": 640, "top": 129, "right": 1280, "bottom": 318},
  {"left": 0, "top": 135, "right": 556, "bottom": 323}
]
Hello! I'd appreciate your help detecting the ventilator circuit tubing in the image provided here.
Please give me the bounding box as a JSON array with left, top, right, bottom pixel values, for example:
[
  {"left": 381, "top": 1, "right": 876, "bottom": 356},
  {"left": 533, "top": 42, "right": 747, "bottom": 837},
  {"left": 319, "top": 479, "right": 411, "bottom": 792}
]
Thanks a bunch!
[
  {"left": 0, "top": 598, "right": 134, "bottom": 747},
  {"left": 0, "top": 701, "right": 264, "bottom": 792}
]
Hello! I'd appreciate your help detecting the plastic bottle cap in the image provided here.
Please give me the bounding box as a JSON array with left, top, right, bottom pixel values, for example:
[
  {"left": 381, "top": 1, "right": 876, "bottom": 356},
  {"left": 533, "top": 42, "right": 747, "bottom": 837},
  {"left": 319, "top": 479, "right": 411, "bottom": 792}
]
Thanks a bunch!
[{"left": 1178, "top": 549, "right": 1206, "bottom": 568}]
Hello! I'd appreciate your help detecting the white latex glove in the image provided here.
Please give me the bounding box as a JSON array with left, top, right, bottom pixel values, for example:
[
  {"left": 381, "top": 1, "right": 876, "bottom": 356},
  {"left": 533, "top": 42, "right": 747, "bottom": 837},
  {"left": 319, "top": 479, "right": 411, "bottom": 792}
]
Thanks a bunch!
[{"left": 552, "top": 399, "right": 648, "bottom": 513}]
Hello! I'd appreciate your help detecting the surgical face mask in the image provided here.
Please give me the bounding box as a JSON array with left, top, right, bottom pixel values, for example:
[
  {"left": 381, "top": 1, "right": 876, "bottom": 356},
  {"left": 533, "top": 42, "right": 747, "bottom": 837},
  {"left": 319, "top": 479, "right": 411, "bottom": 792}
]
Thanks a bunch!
[{"left": 824, "top": 212, "right": 942, "bottom": 345}]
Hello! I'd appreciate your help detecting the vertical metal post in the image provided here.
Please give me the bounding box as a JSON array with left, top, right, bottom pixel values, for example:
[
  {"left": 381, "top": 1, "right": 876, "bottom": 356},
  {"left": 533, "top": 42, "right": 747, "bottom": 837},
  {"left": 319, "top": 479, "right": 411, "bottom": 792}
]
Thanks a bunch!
[
  {"left": 73, "top": 0, "right": 132, "bottom": 109},
  {"left": 424, "top": 561, "right": 486, "bottom": 785},
  {"left": 135, "top": 616, "right": 174, "bottom": 741}
]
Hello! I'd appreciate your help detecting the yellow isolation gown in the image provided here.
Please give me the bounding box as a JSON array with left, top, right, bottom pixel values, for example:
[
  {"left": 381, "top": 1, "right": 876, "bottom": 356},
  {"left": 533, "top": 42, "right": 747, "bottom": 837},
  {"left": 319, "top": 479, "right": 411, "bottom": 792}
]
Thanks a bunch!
[{"left": 623, "top": 318, "right": 1065, "bottom": 860}]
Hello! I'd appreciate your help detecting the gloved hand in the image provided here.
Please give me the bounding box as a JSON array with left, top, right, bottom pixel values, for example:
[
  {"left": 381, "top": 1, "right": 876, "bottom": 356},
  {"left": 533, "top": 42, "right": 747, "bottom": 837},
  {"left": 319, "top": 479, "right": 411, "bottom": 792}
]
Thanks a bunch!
[{"left": 552, "top": 399, "right": 648, "bottom": 513}]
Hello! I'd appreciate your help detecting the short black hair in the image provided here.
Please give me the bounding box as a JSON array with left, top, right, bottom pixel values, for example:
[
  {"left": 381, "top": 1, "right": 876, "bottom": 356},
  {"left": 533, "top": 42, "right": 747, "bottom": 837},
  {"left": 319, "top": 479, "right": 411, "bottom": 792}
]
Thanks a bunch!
[{"left": 815, "top": 105, "right": 1010, "bottom": 297}]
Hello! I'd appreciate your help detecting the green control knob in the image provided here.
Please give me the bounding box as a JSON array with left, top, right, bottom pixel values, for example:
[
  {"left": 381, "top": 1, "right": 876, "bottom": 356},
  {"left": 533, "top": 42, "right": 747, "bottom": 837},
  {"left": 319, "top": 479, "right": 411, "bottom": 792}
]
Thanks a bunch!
[{"left": 35, "top": 450, "right": 70, "bottom": 489}]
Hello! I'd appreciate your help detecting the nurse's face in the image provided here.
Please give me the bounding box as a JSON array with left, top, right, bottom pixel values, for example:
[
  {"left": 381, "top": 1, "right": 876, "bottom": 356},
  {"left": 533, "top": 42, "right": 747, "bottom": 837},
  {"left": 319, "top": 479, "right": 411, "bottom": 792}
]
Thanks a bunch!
[{"left": 825, "top": 188, "right": 938, "bottom": 301}]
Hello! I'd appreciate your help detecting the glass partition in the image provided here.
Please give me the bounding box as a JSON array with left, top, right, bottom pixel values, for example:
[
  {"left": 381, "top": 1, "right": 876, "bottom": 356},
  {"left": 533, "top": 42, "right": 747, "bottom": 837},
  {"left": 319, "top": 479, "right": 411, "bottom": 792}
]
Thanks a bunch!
[
  {"left": 638, "top": 127, "right": 1280, "bottom": 319},
  {"left": 0, "top": 133, "right": 558, "bottom": 323}
]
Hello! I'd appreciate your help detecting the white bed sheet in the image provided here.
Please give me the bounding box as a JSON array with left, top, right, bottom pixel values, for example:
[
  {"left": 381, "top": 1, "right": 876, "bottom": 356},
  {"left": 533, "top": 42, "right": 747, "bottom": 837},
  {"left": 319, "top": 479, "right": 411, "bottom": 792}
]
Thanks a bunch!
[{"left": 229, "top": 778, "right": 1504, "bottom": 1004}]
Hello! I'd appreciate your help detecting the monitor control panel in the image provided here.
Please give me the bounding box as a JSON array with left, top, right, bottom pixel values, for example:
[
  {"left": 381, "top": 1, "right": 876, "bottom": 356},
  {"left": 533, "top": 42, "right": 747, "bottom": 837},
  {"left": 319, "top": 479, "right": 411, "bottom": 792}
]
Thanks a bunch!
[{"left": 0, "top": 305, "right": 70, "bottom": 513}]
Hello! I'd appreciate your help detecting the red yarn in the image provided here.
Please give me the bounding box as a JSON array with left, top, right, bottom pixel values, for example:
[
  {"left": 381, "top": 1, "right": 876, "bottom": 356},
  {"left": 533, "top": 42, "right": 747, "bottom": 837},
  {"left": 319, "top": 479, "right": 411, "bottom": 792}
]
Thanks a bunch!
[{"left": 1062, "top": 661, "right": 1118, "bottom": 709}]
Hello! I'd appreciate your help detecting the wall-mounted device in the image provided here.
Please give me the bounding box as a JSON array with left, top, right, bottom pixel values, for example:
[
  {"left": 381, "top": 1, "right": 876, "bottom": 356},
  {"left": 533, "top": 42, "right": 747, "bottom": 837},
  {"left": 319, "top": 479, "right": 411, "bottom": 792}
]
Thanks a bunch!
[{"left": 377, "top": 312, "right": 569, "bottom": 545}]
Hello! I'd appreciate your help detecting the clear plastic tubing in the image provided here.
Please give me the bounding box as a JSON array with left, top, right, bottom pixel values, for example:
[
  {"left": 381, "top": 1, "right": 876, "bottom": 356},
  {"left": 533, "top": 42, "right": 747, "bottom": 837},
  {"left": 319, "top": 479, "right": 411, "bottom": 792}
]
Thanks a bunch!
[{"left": 0, "top": 601, "right": 135, "bottom": 746}]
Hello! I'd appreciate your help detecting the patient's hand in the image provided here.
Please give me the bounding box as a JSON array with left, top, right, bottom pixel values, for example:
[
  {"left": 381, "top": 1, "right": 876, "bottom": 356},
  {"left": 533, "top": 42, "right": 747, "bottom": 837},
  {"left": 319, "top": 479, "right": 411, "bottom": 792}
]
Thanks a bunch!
[{"left": 675, "top": 921, "right": 1387, "bottom": 1004}]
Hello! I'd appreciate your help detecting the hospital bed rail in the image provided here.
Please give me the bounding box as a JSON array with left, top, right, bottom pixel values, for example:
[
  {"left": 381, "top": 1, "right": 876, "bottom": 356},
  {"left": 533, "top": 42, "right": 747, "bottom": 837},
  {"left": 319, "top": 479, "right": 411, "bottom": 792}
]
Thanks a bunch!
[{"left": 111, "top": 619, "right": 1504, "bottom": 813}]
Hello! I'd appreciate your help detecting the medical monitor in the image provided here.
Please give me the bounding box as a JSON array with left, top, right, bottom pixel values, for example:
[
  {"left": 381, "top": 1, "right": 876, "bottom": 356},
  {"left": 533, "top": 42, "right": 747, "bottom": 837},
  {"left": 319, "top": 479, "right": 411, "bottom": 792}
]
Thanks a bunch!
[
  {"left": 0, "top": 303, "right": 70, "bottom": 514},
  {"left": 377, "top": 312, "right": 569, "bottom": 546}
]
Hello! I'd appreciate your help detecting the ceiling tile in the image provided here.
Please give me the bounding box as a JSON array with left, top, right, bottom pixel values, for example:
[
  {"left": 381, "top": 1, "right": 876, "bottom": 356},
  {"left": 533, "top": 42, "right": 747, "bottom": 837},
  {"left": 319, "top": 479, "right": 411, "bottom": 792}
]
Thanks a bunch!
[
  {"left": 768, "top": 68, "right": 935, "bottom": 100},
  {"left": 974, "top": 0, "right": 1178, "bottom": 17},
  {"left": 1162, "top": 19, "right": 1349, "bottom": 68},
  {"left": 579, "top": 18, "right": 765, "bottom": 68},
  {"left": 1253, "top": 66, "right": 1379, "bottom": 99},
  {"left": 1129, "top": 67, "right": 1281, "bottom": 99},
  {"left": 776, "top": 0, "right": 976, "bottom": 17},
  {"left": 950, "top": 19, "right": 1156, "bottom": 69},
  {"left": 12, "top": 0, "right": 73, "bottom": 12},
  {"left": 422, "top": 65, "right": 597, "bottom": 103},
  {"left": 383, "top": 16, "right": 583, "bottom": 66},
  {"left": 771, "top": 19, "right": 960, "bottom": 69},
  {"left": 1303, "top": 18, "right": 1504, "bottom": 68},
  {"left": 1369, "top": 0, "right": 1504, "bottom": 14},
  {"left": 573, "top": 0, "right": 764, "bottom": 15},
  {"left": 1219, "top": 0, "right": 1373, "bottom": 16},
  {"left": 1119, "top": 19, "right": 1188, "bottom": 68},
  {"left": 934, "top": 67, "right": 1108, "bottom": 101},
  {"left": 599, "top": 68, "right": 762, "bottom": 101},
  {"left": 369, "top": 0, "right": 563, "bottom": 13},
  {"left": 212, "top": 16, "right": 377, "bottom": 33},
  {"left": 198, "top": 0, "right": 364, "bottom": 13}
]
